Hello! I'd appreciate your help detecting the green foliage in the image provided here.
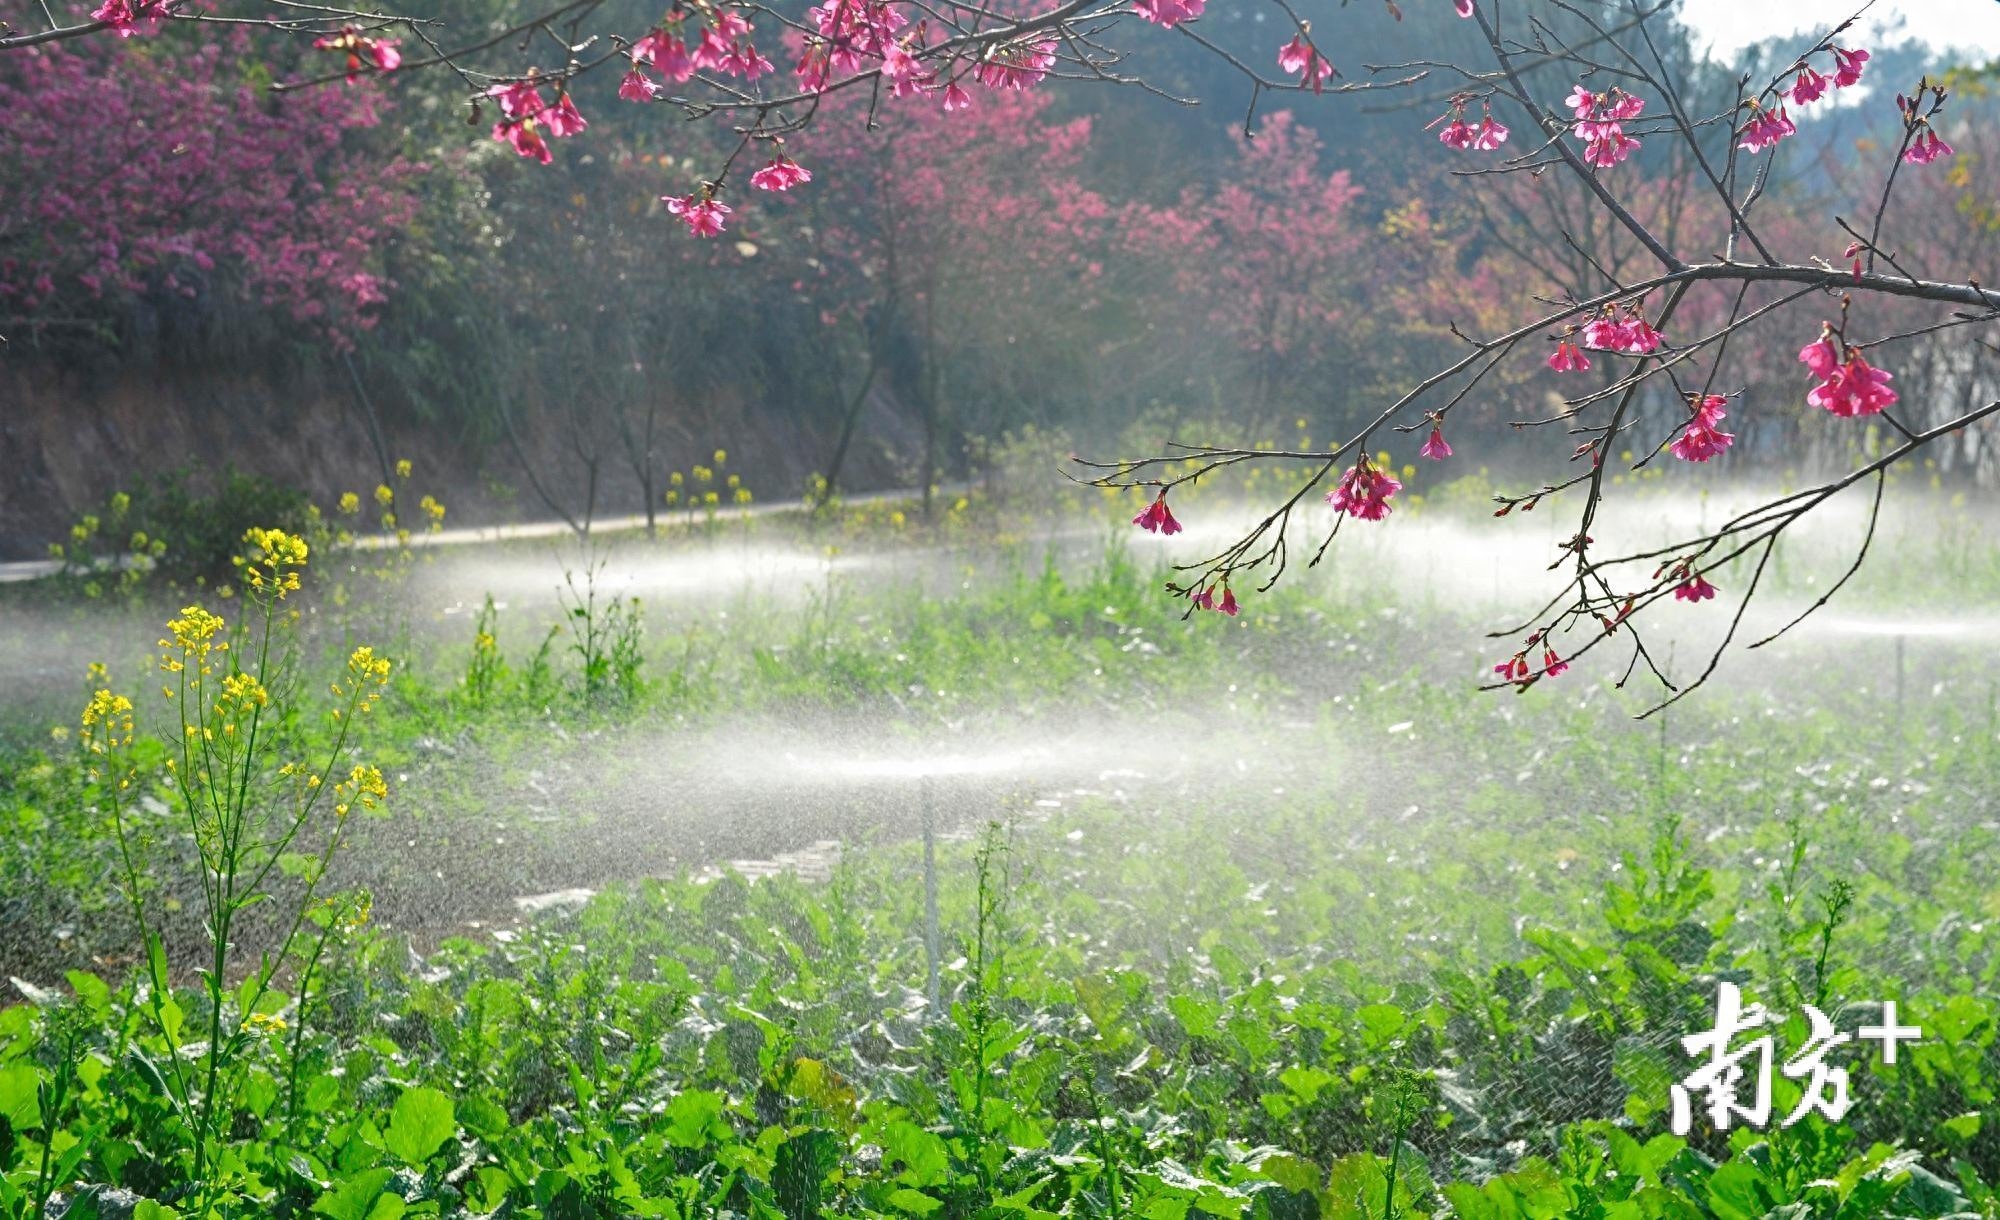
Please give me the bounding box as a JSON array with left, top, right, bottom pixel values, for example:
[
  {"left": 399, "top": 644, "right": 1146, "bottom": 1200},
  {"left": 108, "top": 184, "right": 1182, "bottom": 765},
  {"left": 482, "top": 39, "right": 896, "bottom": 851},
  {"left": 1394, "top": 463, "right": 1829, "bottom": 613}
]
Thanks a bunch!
[{"left": 3, "top": 513, "right": 1999, "bottom": 1218}]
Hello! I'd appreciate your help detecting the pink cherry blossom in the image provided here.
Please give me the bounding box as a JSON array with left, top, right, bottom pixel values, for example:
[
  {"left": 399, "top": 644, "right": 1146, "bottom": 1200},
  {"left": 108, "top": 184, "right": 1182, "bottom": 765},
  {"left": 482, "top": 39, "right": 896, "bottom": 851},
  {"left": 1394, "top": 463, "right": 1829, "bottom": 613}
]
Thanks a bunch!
[
  {"left": 543, "top": 93, "right": 588, "bottom": 138},
  {"left": 1135, "top": 0, "right": 1206, "bottom": 28},
  {"left": 1327, "top": 462, "right": 1401, "bottom": 521},
  {"left": 1455, "top": 0, "right": 1475, "bottom": 14},
  {"left": 1218, "top": 585, "right": 1240, "bottom": 616},
  {"left": 1494, "top": 654, "right": 1530, "bottom": 682},
  {"left": 1469, "top": 116, "right": 1509, "bottom": 150},
  {"left": 1191, "top": 585, "right": 1216, "bottom": 611},
  {"left": 1675, "top": 572, "right": 1717, "bottom": 602},
  {"left": 1904, "top": 127, "right": 1954, "bottom": 165},
  {"left": 1542, "top": 649, "right": 1569, "bottom": 678},
  {"left": 488, "top": 80, "right": 546, "bottom": 119},
  {"left": 1567, "top": 84, "right": 1644, "bottom": 167},
  {"left": 1548, "top": 339, "right": 1590, "bottom": 371},
  {"left": 1278, "top": 35, "right": 1335, "bottom": 93},
  {"left": 1670, "top": 395, "right": 1735, "bottom": 463},
  {"left": 1789, "top": 65, "right": 1829, "bottom": 106},
  {"left": 663, "top": 193, "right": 733, "bottom": 237},
  {"left": 1579, "top": 317, "right": 1624, "bottom": 350},
  {"left": 1620, "top": 316, "right": 1663, "bottom": 354},
  {"left": 751, "top": 154, "right": 813, "bottom": 191},
  {"left": 1832, "top": 46, "right": 1869, "bottom": 88},
  {"left": 1437, "top": 118, "right": 1473, "bottom": 150},
  {"left": 941, "top": 82, "right": 973, "bottom": 111},
  {"left": 732, "top": 45, "right": 776, "bottom": 79},
  {"left": 1132, "top": 494, "right": 1184, "bottom": 535},
  {"left": 1805, "top": 349, "right": 1898, "bottom": 417},
  {"left": 90, "top": 0, "right": 168, "bottom": 37},
  {"left": 1420, "top": 426, "right": 1453, "bottom": 460},
  {"left": 1581, "top": 130, "right": 1639, "bottom": 168},
  {"left": 494, "top": 119, "right": 553, "bottom": 164},
  {"left": 976, "top": 40, "right": 1057, "bottom": 91},
  {"left": 620, "top": 66, "right": 663, "bottom": 101},
  {"left": 312, "top": 27, "right": 401, "bottom": 82},
  {"left": 1737, "top": 104, "right": 1795, "bottom": 153},
  {"left": 636, "top": 30, "right": 698, "bottom": 82}
]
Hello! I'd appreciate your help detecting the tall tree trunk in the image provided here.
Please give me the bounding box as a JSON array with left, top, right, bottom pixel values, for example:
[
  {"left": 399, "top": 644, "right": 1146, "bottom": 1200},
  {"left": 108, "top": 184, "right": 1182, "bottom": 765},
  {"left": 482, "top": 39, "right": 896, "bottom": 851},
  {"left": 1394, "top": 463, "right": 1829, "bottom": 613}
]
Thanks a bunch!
[
  {"left": 820, "top": 351, "right": 880, "bottom": 508},
  {"left": 340, "top": 350, "right": 396, "bottom": 493},
  {"left": 499, "top": 400, "right": 585, "bottom": 535}
]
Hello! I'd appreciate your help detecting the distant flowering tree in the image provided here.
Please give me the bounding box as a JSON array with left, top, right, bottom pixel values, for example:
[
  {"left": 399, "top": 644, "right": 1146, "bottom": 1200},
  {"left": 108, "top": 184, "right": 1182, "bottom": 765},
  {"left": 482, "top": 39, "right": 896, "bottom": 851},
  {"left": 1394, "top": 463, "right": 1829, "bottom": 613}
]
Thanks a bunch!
[
  {"left": 8, "top": 0, "right": 1998, "bottom": 704},
  {"left": 0, "top": 28, "right": 420, "bottom": 345},
  {"left": 1120, "top": 112, "right": 1368, "bottom": 425},
  {"left": 775, "top": 86, "right": 1111, "bottom": 510}
]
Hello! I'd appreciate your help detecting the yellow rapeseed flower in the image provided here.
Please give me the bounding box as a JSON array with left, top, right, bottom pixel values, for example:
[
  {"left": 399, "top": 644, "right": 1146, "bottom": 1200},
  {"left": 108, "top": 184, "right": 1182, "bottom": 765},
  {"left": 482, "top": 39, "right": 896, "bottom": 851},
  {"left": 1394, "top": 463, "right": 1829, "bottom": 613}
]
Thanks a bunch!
[
  {"left": 242, "top": 1012, "right": 288, "bottom": 1035},
  {"left": 374, "top": 484, "right": 394, "bottom": 507},
  {"left": 220, "top": 672, "right": 270, "bottom": 710},
  {"left": 338, "top": 492, "right": 361, "bottom": 515},
  {"left": 395, "top": 458, "right": 413, "bottom": 478},
  {"left": 348, "top": 645, "right": 393, "bottom": 685},
  {"left": 80, "top": 689, "right": 135, "bottom": 754}
]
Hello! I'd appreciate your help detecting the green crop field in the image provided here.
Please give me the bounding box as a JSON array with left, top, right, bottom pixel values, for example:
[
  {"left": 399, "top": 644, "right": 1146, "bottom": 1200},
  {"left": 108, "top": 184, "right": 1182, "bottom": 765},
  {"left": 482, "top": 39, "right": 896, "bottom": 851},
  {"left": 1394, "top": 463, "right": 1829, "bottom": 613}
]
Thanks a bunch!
[{"left": 1, "top": 483, "right": 1995, "bottom": 1220}]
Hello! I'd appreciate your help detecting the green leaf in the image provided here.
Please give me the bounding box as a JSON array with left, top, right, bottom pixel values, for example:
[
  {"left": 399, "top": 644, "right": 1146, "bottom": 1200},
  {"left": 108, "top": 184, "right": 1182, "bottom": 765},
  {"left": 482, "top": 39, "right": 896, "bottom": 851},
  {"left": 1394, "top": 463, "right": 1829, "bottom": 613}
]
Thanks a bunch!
[
  {"left": 382, "top": 1086, "right": 455, "bottom": 1165},
  {"left": 1250, "top": 1152, "right": 1321, "bottom": 1196},
  {"left": 314, "top": 1168, "right": 398, "bottom": 1220},
  {"left": 882, "top": 1121, "right": 950, "bottom": 1188},
  {"left": 664, "top": 1089, "right": 728, "bottom": 1149},
  {"left": 459, "top": 1094, "right": 510, "bottom": 1138},
  {"left": 64, "top": 971, "right": 111, "bottom": 1015},
  {"left": 0, "top": 1063, "right": 40, "bottom": 1131},
  {"left": 885, "top": 1188, "right": 943, "bottom": 1215}
]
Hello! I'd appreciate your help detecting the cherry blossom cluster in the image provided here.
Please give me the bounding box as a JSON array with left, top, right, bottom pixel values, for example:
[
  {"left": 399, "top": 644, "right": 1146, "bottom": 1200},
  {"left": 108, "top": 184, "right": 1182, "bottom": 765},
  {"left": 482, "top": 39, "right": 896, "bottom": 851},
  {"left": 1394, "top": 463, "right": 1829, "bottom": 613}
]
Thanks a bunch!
[
  {"left": 1133, "top": 0, "right": 1205, "bottom": 29},
  {"left": 1737, "top": 103, "right": 1796, "bottom": 155},
  {"left": 312, "top": 26, "right": 402, "bottom": 84},
  {"left": 1784, "top": 45, "right": 1868, "bottom": 107},
  {"left": 1735, "top": 46, "right": 1873, "bottom": 157},
  {"left": 1567, "top": 84, "right": 1644, "bottom": 168},
  {"left": 1495, "top": 632, "right": 1567, "bottom": 686},
  {"left": 88, "top": 0, "right": 168, "bottom": 37},
  {"left": 0, "top": 30, "right": 419, "bottom": 341},
  {"left": 1190, "top": 582, "right": 1240, "bottom": 616},
  {"left": 1278, "top": 34, "right": 1335, "bottom": 93},
  {"left": 1666, "top": 560, "right": 1718, "bottom": 602},
  {"left": 1670, "top": 394, "right": 1735, "bottom": 464},
  {"left": 1326, "top": 460, "right": 1402, "bottom": 521},
  {"left": 1131, "top": 493, "right": 1183, "bottom": 535},
  {"left": 486, "top": 77, "right": 587, "bottom": 164},
  {"left": 1547, "top": 336, "right": 1591, "bottom": 372},
  {"left": 1896, "top": 87, "right": 1955, "bottom": 166},
  {"left": 1433, "top": 95, "right": 1508, "bottom": 151},
  {"left": 1577, "top": 306, "right": 1665, "bottom": 355},
  {"left": 1799, "top": 326, "right": 1898, "bottom": 417},
  {"left": 632, "top": 7, "right": 772, "bottom": 96}
]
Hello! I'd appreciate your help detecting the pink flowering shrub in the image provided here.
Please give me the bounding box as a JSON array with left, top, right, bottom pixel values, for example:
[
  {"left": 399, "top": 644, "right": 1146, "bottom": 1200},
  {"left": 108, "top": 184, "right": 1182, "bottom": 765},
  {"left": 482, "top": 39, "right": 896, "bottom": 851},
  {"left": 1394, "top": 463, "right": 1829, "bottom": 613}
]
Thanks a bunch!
[{"left": 0, "top": 31, "right": 420, "bottom": 345}]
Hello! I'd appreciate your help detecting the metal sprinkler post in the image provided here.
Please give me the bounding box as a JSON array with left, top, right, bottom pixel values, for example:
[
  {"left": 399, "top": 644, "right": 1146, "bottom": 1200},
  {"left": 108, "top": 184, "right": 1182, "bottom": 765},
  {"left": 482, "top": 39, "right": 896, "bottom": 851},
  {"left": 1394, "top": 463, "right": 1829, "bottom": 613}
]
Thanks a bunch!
[{"left": 922, "top": 775, "right": 941, "bottom": 1018}]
